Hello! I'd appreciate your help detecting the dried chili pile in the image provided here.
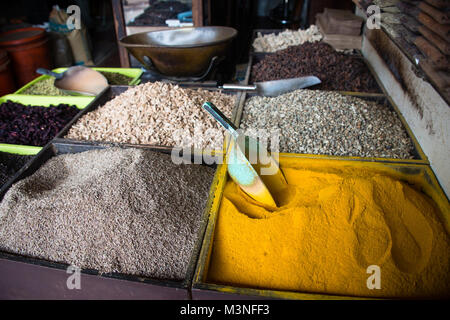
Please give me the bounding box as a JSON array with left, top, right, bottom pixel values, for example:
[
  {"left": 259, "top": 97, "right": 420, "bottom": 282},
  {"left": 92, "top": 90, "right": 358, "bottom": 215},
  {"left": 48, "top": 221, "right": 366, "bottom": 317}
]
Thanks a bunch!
[
  {"left": 0, "top": 101, "right": 79, "bottom": 146},
  {"left": 251, "top": 42, "right": 381, "bottom": 93}
]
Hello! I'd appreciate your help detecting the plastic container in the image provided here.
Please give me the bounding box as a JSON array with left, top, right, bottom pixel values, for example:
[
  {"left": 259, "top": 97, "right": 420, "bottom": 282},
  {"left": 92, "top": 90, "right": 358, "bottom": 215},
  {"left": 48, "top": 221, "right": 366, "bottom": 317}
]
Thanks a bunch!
[
  {"left": 0, "top": 27, "right": 51, "bottom": 87},
  {"left": 0, "top": 94, "right": 93, "bottom": 154},
  {"left": 14, "top": 67, "right": 144, "bottom": 95},
  {"left": 0, "top": 50, "right": 16, "bottom": 95}
]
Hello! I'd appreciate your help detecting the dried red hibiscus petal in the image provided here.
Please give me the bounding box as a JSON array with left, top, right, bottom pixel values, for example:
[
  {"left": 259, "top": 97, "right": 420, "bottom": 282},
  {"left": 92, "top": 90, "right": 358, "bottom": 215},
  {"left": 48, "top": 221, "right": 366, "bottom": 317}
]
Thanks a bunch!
[{"left": 0, "top": 101, "right": 79, "bottom": 146}]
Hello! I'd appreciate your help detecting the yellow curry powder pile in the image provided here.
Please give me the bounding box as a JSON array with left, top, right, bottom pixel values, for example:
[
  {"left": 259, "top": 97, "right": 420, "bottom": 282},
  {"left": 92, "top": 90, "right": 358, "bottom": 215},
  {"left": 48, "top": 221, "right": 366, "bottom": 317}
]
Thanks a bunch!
[{"left": 207, "top": 161, "right": 450, "bottom": 298}]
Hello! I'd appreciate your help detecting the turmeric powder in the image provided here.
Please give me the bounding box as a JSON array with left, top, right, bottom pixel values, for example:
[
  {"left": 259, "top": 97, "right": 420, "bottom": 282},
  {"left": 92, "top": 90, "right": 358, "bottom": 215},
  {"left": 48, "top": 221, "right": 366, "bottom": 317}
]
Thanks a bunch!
[{"left": 207, "top": 159, "right": 450, "bottom": 298}]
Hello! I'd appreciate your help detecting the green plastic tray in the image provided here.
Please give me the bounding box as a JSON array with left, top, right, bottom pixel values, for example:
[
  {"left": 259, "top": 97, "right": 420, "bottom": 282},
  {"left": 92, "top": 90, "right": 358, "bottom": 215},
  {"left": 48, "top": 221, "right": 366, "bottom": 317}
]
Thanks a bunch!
[
  {"left": 0, "top": 144, "right": 42, "bottom": 155},
  {"left": 14, "top": 67, "right": 143, "bottom": 95},
  {"left": 0, "top": 94, "right": 93, "bottom": 154}
]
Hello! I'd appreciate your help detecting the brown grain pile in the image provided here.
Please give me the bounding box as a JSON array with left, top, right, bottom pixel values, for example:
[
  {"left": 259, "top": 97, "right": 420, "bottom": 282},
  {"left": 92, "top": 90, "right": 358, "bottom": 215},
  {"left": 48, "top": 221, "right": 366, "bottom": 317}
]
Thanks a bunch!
[
  {"left": 66, "top": 82, "right": 236, "bottom": 149},
  {"left": 0, "top": 148, "right": 215, "bottom": 280}
]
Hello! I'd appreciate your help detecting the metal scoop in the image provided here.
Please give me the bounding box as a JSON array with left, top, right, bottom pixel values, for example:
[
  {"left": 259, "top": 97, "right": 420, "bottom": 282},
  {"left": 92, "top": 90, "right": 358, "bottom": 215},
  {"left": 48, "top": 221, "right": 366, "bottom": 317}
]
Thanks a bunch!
[
  {"left": 219, "top": 76, "right": 321, "bottom": 97},
  {"left": 203, "top": 102, "right": 287, "bottom": 207},
  {"left": 36, "top": 66, "right": 108, "bottom": 96}
]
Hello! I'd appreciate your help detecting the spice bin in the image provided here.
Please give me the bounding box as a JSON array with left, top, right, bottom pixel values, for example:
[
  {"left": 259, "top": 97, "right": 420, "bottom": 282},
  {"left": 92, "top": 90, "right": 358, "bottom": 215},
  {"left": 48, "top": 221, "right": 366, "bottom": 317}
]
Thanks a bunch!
[
  {"left": 0, "top": 141, "right": 217, "bottom": 299},
  {"left": 192, "top": 153, "right": 450, "bottom": 299},
  {"left": 0, "top": 94, "right": 93, "bottom": 155},
  {"left": 249, "top": 48, "right": 383, "bottom": 94},
  {"left": 14, "top": 67, "right": 143, "bottom": 95},
  {"left": 233, "top": 90, "right": 428, "bottom": 164},
  {"left": 55, "top": 85, "right": 244, "bottom": 150}
]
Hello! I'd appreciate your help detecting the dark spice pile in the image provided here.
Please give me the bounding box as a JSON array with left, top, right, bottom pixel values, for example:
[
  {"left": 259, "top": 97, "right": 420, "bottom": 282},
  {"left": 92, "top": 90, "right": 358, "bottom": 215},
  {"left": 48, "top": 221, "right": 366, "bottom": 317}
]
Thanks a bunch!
[
  {"left": 0, "top": 101, "right": 79, "bottom": 146},
  {"left": 251, "top": 42, "right": 381, "bottom": 93},
  {"left": 129, "top": 1, "right": 190, "bottom": 26},
  {"left": 0, "top": 152, "right": 33, "bottom": 186},
  {"left": 99, "top": 71, "right": 134, "bottom": 85}
]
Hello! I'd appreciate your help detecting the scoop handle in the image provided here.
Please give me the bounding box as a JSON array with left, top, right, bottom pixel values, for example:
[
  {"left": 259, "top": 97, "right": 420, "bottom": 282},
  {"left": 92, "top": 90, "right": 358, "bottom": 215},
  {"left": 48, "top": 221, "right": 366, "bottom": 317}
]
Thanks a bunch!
[
  {"left": 36, "top": 68, "right": 64, "bottom": 79},
  {"left": 221, "top": 84, "right": 257, "bottom": 91},
  {"left": 202, "top": 102, "right": 239, "bottom": 138}
]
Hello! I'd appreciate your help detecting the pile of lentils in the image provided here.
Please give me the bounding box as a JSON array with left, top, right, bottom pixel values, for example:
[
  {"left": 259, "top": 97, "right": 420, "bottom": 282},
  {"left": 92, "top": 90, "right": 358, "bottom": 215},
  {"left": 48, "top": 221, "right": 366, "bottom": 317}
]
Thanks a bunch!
[
  {"left": 251, "top": 42, "right": 381, "bottom": 93},
  {"left": 0, "top": 100, "right": 79, "bottom": 146},
  {"left": 0, "top": 152, "right": 33, "bottom": 187},
  {"left": 0, "top": 148, "right": 214, "bottom": 280},
  {"left": 240, "top": 89, "right": 415, "bottom": 159},
  {"left": 21, "top": 71, "right": 134, "bottom": 95},
  {"left": 66, "top": 82, "right": 236, "bottom": 149},
  {"left": 98, "top": 71, "right": 134, "bottom": 85}
]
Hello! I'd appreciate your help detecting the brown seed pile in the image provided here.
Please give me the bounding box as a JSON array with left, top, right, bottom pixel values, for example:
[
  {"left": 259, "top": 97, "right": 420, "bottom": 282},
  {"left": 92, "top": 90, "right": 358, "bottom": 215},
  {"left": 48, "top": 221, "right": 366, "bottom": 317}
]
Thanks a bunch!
[
  {"left": 240, "top": 89, "right": 415, "bottom": 159},
  {"left": 66, "top": 82, "right": 236, "bottom": 149},
  {"left": 251, "top": 42, "right": 381, "bottom": 93},
  {"left": 0, "top": 148, "right": 215, "bottom": 280}
]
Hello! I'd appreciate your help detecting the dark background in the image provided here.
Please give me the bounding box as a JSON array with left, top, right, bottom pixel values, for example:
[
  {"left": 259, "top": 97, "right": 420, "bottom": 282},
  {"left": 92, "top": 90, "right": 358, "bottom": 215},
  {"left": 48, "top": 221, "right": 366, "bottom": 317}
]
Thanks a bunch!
[{"left": 0, "top": 0, "right": 355, "bottom": 66}]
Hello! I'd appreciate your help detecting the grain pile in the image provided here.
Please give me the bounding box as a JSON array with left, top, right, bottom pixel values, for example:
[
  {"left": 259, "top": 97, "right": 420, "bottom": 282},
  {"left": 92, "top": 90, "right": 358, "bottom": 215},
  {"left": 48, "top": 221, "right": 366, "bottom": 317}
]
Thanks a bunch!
[
  {"left": 66, "top": 82, "right": 236, "bottom": 149},
  {"left": 99, "top": 71, "right": 134, "bottom": 85},
  {"left": 0, "top": 148, "right": 215, "bottom": 280},
  {"left": 240, "top": 89, "right": 415, "bottom": 159},
  {"left": 251, "top": 42, "right": 380, "bottom": 93},
  {"left": 252, "top": 25, "right": 323, "bottom": 52},
  {"left": 21, "top": 78, "right": 70, "bottom": 96}
]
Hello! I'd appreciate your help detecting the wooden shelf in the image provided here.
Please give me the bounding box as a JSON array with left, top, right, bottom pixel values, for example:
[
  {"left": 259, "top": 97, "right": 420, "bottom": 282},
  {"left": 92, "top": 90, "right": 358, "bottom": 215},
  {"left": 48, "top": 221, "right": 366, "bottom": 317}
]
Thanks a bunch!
[{"left": 353, "top": 1, "right": 450, "bottom": 105}]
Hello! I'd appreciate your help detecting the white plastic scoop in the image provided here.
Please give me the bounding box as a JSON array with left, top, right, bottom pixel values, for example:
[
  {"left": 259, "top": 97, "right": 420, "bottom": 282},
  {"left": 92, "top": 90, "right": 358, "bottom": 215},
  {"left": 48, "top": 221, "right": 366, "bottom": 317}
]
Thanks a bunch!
[
  {"left": 36, "top": 66, "right": 108, "bottom": 96},
  {"left": 203, "top": 101, "right": 287, "bottom": 207}
]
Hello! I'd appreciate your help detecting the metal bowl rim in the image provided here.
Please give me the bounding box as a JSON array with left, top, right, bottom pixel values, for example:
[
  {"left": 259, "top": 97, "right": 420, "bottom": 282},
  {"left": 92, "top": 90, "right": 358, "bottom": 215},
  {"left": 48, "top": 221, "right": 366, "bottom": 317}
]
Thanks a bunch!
[{"left": 119, "top": 26, "right": 238, "bottom": 49}]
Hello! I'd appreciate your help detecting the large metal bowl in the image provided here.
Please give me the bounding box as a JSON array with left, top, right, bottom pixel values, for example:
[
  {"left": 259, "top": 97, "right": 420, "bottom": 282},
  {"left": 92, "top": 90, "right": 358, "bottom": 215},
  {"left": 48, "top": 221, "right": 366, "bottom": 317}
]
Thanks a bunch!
[{"left": 119, "top": 27, "right": 237, "bottom": 78}]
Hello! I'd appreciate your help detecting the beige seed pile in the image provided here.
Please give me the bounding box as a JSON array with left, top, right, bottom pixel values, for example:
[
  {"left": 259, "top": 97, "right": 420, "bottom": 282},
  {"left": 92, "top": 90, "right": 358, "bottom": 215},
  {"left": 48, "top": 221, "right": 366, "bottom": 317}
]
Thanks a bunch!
[
  {"left": 0, "top": 148, "right": 215, "bottom": 280},
  {"left": 252, "top": 25, "right": 323, "bottom": 52},
  {"left": 66, "top": 82, "right": 236, "bottom": 149},
  {"left": 240, "top": 89, "right": 415, "bottom": 159}
]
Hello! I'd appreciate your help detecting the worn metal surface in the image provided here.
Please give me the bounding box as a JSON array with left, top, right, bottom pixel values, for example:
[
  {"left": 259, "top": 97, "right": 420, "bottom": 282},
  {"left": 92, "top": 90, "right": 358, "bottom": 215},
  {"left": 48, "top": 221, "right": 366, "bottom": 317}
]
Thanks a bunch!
[{"left": 0, "top": 256, "right": 187, "bottom": 300}]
